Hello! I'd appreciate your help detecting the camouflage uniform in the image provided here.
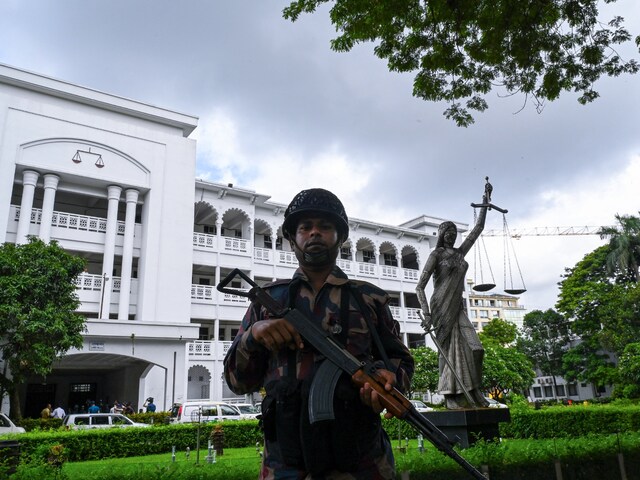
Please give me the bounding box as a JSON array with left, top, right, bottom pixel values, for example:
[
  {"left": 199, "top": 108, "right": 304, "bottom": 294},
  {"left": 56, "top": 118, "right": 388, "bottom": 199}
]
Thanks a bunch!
[{"left": 224, "top": 266, "right": 414, "bottom": 480}]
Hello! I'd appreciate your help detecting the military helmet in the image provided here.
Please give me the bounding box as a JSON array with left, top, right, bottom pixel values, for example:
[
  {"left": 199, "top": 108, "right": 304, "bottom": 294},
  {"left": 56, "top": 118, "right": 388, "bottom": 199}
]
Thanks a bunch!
[{"left": 282, "top": 188, "right": 349, "bottom": 241}]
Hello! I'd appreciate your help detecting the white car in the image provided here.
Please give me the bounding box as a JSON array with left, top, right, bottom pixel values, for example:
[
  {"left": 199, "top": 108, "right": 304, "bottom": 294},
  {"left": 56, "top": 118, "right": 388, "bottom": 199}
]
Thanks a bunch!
[
  {"left": 485, "top": 398, "right": 508, "bottom": 409},
  {"left": 410, "top": 400, "right": 434, "bottom": 413},
  {"left": 169, "top": 401, "right": 244, "bottom": 423},
  {"left": 0, "top": 413, "right": 25, "bottom": 434},
  {"left": 62, "top": 413, "right": 150, "bottom": 429},
  {"left": 233, "top": 403, "right": 261, "bottom": 419}
]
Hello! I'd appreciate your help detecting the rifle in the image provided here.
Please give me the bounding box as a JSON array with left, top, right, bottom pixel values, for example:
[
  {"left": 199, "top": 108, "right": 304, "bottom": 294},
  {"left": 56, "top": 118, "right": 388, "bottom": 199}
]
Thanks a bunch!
[{"left": 218, "top": 269, "right": 486, "bottom": 480}]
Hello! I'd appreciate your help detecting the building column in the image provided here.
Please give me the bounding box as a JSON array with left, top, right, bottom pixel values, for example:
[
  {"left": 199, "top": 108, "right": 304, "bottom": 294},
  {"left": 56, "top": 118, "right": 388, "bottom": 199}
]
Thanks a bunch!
[
  {"left": 39, "top": 174, "right": 60, "bottom": 243},
  {"left": 101, "top": 185, "right": 122, "bottom": 320},
  {"left": 118, "top": 189, "right": 139, "bottom": 320},
  {"left": 16, "top": 170, "right": 40, "bottom": 244},
  {"left": 272, "top": 224, "right": 278, "bottom": 281},
  {"left": 216, "top": 219, "right": 222, "bottom": 245}
]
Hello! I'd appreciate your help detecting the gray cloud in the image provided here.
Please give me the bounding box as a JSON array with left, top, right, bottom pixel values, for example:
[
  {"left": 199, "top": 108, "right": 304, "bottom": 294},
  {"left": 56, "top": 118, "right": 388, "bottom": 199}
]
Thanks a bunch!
[{"left": 2, "top": 0, "right": 639, "bottom": 310}]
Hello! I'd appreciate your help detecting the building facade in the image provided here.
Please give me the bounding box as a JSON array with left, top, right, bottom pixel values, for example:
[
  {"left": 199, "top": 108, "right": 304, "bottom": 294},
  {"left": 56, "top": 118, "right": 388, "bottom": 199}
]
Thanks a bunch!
[
  {"left": 466, "top": 281, "right": 527, "bottom": 331},
  {"left": 1, "top": 64, "right": 465, "bottom": 415}
]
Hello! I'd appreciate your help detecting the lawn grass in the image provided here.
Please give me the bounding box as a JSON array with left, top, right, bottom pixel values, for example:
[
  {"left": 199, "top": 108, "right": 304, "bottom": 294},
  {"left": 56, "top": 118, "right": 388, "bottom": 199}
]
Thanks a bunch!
[{"left": 61, "top": 446, "right": 262, "bottom": 479}]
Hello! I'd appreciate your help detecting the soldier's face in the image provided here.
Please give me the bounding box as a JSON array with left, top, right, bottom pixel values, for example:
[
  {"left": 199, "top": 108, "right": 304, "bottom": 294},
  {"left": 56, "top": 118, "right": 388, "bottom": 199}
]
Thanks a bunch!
[{"left": 294, "top": 216, "right": 339, "bottom": 251}]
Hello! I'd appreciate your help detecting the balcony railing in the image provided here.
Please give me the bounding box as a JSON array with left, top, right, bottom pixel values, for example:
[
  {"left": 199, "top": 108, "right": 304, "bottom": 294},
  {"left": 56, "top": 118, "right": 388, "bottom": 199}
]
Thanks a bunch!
[
  {"left": 223, "top": 236, "right": 249, "bottom": 253},
  {"left": 14, "top": 206, "right": 127, "bottom": 235},
  {"left": 336, "top": 258, "right": 352, "bottom": 273},
  {"left": 403, "top": 269, "right": 419, "bottom": 281},
  {"left": 191, "top": 284, "right": 214, "bottom": 301},
  {"left": 389, "top": 306, "right": 422, "bottom": 326},
  {"left": 357, "top": 262, "right": 377, "bottom": 277},
  {"left": 254, "top": 247, "right": 271, "bottom": 262},
  {"left": 406, "top": 307, "right": 421, "bottom": 322},
  {"left": 277, "top": 250, "right": 297, "bottom": 265},
  {"left": 380, "top": 265, "right": 398, "bottom": 279},
  {"left": 193, "top": 232, "right": 216, "bottom": 249},
  {"left": 187, "top": 340, "right": 233, "bottom": 359},
  {"left": 74, "top": 273, "right": 121, "bottom": 292},
  {"left": 221, "top": 288, "right": 249, "bottom": 304}
]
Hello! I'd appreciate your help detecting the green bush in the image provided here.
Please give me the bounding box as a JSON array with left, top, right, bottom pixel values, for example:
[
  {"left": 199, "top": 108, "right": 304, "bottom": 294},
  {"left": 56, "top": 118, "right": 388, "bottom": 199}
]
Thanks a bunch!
[
  {"left": 18, "top": 418, "right": 63, "bottom": 432},
  {"left": 127, "top": 411, "right": 171, "bottom": 425},
  {"left": 13, "top": 421, "right": 263, "bottom": 462}
]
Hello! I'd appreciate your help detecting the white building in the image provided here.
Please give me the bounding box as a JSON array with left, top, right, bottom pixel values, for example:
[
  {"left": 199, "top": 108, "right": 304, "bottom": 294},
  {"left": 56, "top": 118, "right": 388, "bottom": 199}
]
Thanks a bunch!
[{"left": 0, "top": 64, "right": 462, "bottom": 416}]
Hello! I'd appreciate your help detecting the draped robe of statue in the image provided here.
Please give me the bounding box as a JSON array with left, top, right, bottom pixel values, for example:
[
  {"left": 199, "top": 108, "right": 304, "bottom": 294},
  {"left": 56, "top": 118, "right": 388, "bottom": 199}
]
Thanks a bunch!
[{"left": 430, "top": 248, "right": 484, "bottom": 398}]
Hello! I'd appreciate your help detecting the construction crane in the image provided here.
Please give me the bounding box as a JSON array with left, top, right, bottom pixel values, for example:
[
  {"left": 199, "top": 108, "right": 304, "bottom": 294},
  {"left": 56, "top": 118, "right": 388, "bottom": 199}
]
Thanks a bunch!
[{"left": 481, "top": 226, "right": 612, "bottom": 238}]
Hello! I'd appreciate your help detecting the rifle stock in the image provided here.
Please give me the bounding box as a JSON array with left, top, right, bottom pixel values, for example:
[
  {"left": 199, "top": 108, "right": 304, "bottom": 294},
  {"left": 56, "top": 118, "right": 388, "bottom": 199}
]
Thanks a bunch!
[{"left": 218, "top": 269, "right": 486, "bottom": 480}]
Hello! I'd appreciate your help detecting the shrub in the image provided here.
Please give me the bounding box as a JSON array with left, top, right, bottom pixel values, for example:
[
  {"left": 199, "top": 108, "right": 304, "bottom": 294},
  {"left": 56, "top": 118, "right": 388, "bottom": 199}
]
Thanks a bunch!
[
  {"left": 14, "top": 421, "right": 263, "bottom": 462},
  {"left": 500, "top": 404, "right": 640, "bottom": 439},
  {"left": 18, "top": 418, "right": 63, "bottom": 432}
]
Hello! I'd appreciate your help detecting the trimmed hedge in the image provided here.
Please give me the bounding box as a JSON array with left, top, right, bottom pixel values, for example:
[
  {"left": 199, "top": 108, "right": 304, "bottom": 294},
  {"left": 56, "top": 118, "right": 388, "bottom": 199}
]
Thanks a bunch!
[
  {"left": 12, "top": 421, "right": 262, "bottom": 462},
  {"left": 500, "top": 405, "right": 640, "bottom": 439}
]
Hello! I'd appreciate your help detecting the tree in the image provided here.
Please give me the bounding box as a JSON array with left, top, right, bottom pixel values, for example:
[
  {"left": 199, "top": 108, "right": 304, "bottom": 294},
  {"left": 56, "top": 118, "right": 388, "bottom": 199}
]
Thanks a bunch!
[
  {"left": 479, "top": 319, "right": 535, "bottom": 399},
  {"left": 409, "top": 346, "right": 439, "bottom": 399},
  {"left": 480, "top": 317, "right": 518, "bottom": 346},
  {"left": 0, "top": 238, "right": 86, "bottom": 420},
  {"left": 518, "top": 309, "right": 571, "bottom": 378},
  {"left": 617, "top": 342, "right": 640, "bottom": 398},
  {"left": 481, "top": 342, "right": 535, "bottom": 400},
  {"left": 598, "top": 213, "right": 640, "bottom": 283},
  {"left": 283, "top": 0, "right": 640, "bottom": 126},
  {"left": 556, "top": 244, "right": 640, "bottom": 388}
]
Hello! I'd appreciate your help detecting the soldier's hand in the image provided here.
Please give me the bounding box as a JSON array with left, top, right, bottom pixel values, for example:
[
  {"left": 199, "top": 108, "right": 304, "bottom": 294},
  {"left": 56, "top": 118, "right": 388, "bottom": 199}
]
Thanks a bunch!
[
  {"left": 251, "top": 318, "right": 304, "bottom": 351},
  {"left": 357, "top": 369, "right": 396, "bottom": 418}
]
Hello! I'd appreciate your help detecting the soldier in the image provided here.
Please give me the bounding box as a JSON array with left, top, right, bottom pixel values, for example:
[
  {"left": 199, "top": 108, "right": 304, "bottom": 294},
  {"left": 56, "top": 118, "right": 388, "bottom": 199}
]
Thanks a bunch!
[{"left": 224, "top": 188, "right": 414, "bottom": 479}]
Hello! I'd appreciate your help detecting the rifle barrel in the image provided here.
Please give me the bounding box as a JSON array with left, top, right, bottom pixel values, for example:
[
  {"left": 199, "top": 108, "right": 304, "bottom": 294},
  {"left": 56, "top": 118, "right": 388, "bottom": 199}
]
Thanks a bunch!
[{"left": 403, "top": 409, "right": 487, "bottom": 480}]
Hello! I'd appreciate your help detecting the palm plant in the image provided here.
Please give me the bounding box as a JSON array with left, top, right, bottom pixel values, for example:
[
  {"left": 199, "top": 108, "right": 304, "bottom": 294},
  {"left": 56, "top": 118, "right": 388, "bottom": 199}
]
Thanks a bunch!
[{"left": 598, "top": 214, "right": 640, "bottom": 283}]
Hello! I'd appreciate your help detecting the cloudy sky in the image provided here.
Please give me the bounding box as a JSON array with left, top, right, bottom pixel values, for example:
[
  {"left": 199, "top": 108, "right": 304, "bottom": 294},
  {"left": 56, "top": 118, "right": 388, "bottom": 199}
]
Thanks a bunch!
[{"left": 1, "top": 1, "right": 639, "bottom": 311}]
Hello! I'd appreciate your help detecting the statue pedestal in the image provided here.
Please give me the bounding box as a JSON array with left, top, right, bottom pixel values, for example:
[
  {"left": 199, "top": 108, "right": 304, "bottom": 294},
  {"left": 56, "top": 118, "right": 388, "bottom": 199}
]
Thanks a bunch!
[{"left": 423, "top": 408, "right": 511, "bottom": 448}]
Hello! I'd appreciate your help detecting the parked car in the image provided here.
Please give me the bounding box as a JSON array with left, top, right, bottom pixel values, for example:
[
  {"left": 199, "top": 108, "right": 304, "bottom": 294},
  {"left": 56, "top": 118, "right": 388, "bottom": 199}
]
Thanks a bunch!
[
  {"left": 485, "top": 397, "right": 508, "bottom": 409},
  {"left": 233, "top": 403, "right": 261, "bottom": 419},
  {"left": 62, "top": 413, "right": 150, "bottom": 430},
  {"left": 410, "top": 400, "right": 434, "bottom": 413},
  {"left": 0, "top": 413, "right": 25, "bottom": 435},
  {"left": 169, "top": 401, "right": 244, "bottom": 423}
]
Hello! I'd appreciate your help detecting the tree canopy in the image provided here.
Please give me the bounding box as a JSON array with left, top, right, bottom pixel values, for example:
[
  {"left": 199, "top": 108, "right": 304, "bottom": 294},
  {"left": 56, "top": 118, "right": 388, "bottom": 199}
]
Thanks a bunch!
[
  {"left": 617, "top": 342, "right": 640, "bottom": 398},
  {"left": 598, "top": 212, "right": 640, "bottom": 283},
  {"left": 479, "top": 317, "right": 518, "bottom": 346},
  {"left": 517, "top": 309, "right": 572, "bottom": 378},
  {"left": 479, "top": 319, "right": 535, "bottom": 399},
  {"left": 482, "top": 341, "right": 535, "bottom": 400},
  {"left": 409, "top": 345, "right": 439, "bottom": 397},
  {"left": 284, "top": 0, "right": 640, "bottom": 126},
  {"left": 0, "top": 238, "right": 86, "bottom": 419},
  {"left": 556, "top": 238, "right": 640, "bottom": 392}
]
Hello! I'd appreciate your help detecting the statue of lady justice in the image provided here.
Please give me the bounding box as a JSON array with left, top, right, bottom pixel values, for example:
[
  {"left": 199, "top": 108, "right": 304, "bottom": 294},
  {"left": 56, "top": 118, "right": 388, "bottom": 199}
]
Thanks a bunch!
[{"left": 416, "top": 179, "right": 500, "bottom": 409}]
